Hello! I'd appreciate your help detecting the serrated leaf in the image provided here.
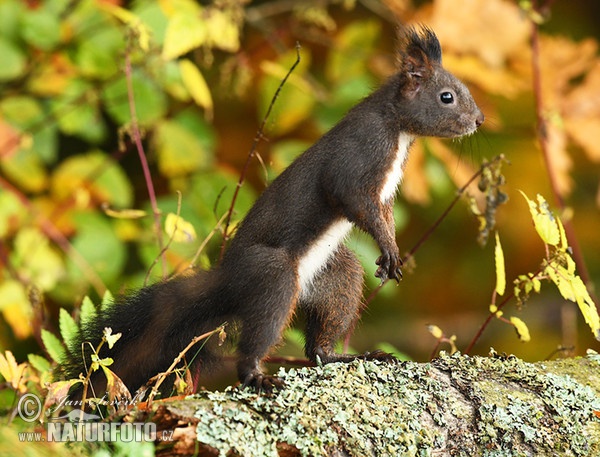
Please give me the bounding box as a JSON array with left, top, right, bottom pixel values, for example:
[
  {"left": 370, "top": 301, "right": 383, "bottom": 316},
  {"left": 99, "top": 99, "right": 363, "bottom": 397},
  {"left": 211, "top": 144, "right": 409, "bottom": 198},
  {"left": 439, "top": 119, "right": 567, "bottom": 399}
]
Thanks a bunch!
[
  {"left": 41, "top": 329, "right": 67, "bottom": 364},
  {"left": 59, "top": 308, "right": 79, "bottom": 352},
  {"left": 27, "top": 353, "right": 51, "bottom": 373},
  {"left": 494, "top": 232, "right": 506, "bottom": 296},
  {"left": 510, "top": 316, "right": 531, "bottom": 342},
  {"left": 179, "top": 59, "right": 213, "bottom": 117},
  {"left": 80, "top": 296, "right": 97, "bottom": 327},
  {"left": 165, "top": 212, "right": 197, "bottom": 243},
  {"left": 101, "top": 290, "right": 114, "bottom": 310}
]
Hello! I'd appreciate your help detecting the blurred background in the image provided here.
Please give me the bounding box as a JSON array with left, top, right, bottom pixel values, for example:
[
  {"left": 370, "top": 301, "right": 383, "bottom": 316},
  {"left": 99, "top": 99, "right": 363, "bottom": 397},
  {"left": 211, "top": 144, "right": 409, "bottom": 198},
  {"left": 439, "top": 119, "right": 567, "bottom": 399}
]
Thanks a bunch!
[{"left": 0, "top": 0, "right": 599, "bottom": 387}]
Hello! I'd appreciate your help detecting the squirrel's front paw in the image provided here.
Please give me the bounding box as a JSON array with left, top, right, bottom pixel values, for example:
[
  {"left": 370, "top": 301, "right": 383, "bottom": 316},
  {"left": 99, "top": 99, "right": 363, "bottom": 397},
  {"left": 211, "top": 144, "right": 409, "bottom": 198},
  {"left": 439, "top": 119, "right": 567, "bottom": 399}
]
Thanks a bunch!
[
  {"left": 375, "top": 251, "right": 403, "bottom": 283},
  {"left": 240, "top": 371, "right": 284, "bottom": 394}
]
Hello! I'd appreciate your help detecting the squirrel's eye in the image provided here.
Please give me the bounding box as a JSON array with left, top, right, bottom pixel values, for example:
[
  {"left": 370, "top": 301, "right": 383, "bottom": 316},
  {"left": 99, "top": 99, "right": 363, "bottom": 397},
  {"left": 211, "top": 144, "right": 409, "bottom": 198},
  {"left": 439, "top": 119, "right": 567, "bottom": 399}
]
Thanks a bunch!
[{"left": 440, "top": 92, "right": 454, "bottom": 104}]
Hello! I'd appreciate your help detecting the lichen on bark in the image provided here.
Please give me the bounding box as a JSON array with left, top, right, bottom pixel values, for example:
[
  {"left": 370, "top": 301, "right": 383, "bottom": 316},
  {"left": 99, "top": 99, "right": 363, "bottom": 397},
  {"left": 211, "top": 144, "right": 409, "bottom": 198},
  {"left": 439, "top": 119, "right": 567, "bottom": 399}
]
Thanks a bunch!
[{"left": 143, "top": 351, "right": 600, "bottom": 456}]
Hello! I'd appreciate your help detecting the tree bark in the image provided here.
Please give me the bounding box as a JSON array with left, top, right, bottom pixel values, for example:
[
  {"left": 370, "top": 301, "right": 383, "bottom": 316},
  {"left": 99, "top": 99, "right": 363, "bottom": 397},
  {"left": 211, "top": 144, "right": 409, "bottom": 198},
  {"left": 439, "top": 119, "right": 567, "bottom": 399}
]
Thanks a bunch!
[{"left": 132, "top": 351, "right": 600, "bottom": 457}]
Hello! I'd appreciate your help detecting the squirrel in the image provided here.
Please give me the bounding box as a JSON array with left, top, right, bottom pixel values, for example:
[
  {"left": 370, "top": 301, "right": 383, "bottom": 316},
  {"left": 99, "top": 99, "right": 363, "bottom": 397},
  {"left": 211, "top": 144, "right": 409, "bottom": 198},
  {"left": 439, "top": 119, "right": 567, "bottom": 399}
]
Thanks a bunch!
[{"left": 61, "top": 26, "right": 483, "bottom": 396}]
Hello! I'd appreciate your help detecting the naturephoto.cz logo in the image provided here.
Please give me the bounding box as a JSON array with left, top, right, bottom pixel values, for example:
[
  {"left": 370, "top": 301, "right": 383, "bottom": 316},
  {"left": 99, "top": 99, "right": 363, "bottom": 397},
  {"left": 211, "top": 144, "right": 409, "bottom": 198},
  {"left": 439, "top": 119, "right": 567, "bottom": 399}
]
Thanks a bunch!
[{"left": 16, "top": 393, "right": 173, "bottom": 443}]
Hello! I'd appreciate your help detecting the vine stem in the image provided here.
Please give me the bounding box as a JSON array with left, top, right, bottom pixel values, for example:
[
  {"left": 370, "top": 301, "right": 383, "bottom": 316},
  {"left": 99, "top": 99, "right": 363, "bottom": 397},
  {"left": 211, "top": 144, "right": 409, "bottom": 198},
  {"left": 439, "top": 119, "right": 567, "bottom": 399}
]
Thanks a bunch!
[
  {"left": 124, "top": 35, "right": 166, "bottom": 278},
  {"left": 219, "top": 43, "right": 302, "bottom": 259}
]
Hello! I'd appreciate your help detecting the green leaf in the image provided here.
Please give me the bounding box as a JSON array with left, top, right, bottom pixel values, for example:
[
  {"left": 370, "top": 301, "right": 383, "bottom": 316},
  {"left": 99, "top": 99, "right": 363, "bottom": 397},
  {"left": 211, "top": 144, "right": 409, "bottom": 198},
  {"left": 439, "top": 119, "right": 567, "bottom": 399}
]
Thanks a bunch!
[
  {"left": 59, "top": 308, "right": 79, "bottom": 352},
  {"left": 102, "top": 71, "right": 167, "bottom": 126},
  {"left": 0, "top": 188, "right": 27, "bottom": 237},
  {"left": 41, "top": 329, "right": 66, "bottom": 364},
  {"left": 510, "top": 316, "right": 531, "bottom": 342},
  {"left": 66, "top": 212, "right": 127, "bottom": 284},
  {"left": 101, "top": 290, "right": 114, "bottom": 311},
  {"left": 0, "top": 96, "right": 58, "bottom": 164},
  {"left": 154, "top": 120, "right": 212, "bottom": 177},
  {"left": 494, "top": 232, "right": 506, "bottom": 296},
  {"left": 20, "top": 7, "right": 61, "bottom": 51},
  {"left": 27, "top": 353, "right": 51, "bottom": 373},
  {"left": 13, "top": 227, "right": 64, "bottom": 290},
  {"left": 51, "top": 151, "right": 133, "bottom": 208},
  {"left": 326, "top": 20, "right": 381, "bottom": 83},
  {"left": 80, "top": 296, "right": 97, "bottom": 328},
  {"left": 51, "top": 80, "right": 106, "bottom": 143},
  {"left": 0, "top": 37, "right": 26, "bottom": 81}
]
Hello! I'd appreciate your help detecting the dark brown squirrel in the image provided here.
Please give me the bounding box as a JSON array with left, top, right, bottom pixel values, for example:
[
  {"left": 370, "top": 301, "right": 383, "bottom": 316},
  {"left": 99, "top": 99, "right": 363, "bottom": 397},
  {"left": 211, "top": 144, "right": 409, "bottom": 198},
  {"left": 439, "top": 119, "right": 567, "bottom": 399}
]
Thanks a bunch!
[{"left": 62, "top": 26, "right": 484, "bottom": 395}]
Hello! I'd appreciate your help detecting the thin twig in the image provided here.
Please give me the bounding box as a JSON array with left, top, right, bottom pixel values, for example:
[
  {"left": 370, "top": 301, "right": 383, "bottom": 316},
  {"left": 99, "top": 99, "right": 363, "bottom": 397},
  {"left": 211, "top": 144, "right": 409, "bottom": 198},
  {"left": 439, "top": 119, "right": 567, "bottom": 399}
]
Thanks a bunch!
[
  {"left": 123, "top": 33, "right": 166, "bottom": 278},
  {"left": 147, "top": 326, "right": 225, "bottom": 405},
  {"left": 219, "top": 42, "right": 302, "bottom": 260}
]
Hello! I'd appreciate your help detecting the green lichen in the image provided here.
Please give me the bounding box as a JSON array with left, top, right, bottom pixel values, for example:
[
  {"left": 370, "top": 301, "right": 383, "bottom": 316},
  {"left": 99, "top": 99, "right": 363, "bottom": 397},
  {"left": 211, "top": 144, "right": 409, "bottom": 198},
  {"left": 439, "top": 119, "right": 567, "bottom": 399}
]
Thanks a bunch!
[{"left": 187, "top": 352, "right": 600, "bottom": 457}]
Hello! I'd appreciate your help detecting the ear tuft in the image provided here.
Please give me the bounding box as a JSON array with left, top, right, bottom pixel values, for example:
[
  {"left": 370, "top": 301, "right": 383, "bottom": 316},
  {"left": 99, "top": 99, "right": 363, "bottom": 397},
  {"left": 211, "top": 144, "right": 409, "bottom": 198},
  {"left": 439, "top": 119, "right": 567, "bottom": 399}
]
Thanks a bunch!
[{"left": 397, "top": 25, "right": 442, "bottom": 77}]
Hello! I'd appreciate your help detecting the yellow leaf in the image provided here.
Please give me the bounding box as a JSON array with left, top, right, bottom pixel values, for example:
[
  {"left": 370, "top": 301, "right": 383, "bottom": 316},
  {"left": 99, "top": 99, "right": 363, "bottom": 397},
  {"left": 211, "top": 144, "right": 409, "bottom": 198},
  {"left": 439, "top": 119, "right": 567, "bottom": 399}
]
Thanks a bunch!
[
  {"left": 179, "top": 59, "right": 213, "bottom": 118},
  {"left": 100, "top": 3, "right": 151, "bottom": 51},
  {"left": 204, "top": 9, "right": 240, "bottom": 53},
  {"left": 0, "top": 350, "right": 27, "bottom": 391},
  {"left": 162, "top": 9, "right": 205, "bottom": 60},
  {"left": 510, "top": 316, "right": 531, "bottom": 342},
  {"left": 494, "top": 232, "right": 506, "bottom": 296},
  {"left": 165, "top": 213, "right": 197, "bottom": 243},
  {"left": 519, "top": 191, "right": 560, "bottom": 246},
  {"left": 489, "top": 304, "right": 498, "bottom": 313},
  {"left": 103, "top": 205, "right": 147, "bottom": 219},
  {"left": 0, "top": 280, "right": 32, "bottom": 339},
  {"left": 427, "top": 324, "right": 443, "bottom": 339}
]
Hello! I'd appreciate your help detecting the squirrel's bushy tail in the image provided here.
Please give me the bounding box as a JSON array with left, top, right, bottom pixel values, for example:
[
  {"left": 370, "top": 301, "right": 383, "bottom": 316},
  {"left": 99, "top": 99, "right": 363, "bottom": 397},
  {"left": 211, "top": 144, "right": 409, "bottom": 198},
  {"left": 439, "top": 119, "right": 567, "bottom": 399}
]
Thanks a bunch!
[{"left": 61, "top": 269, "right": 224, "bottom": 396}]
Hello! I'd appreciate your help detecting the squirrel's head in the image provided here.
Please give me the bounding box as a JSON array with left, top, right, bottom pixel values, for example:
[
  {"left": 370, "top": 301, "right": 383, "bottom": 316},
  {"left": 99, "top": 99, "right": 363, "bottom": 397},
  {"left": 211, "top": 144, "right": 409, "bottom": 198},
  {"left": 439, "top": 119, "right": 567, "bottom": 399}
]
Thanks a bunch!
[{"left": 396, "top": 26, "right": 484, "bottom": 138}]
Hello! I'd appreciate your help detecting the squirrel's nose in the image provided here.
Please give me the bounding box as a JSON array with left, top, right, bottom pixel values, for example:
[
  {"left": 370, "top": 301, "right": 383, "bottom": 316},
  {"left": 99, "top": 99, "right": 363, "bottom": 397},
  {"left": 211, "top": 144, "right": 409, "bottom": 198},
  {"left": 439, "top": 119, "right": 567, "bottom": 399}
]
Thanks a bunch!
[{"left": 475, "top": 110, "right": 485, "bottom": 128}]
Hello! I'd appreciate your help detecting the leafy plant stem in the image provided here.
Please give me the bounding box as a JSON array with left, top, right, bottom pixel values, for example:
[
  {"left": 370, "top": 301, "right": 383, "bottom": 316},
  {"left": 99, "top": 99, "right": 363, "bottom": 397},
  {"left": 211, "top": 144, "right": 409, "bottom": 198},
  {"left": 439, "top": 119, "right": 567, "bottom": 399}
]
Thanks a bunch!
[
  {"left": 219, "top": 42, "right": 302, "bottom": 260},
  {"left": 123, "top": 33, "right": 166, "bottom": 278},
  {"left": 529, "top": 3, "right": 598, "bottom": 324}
]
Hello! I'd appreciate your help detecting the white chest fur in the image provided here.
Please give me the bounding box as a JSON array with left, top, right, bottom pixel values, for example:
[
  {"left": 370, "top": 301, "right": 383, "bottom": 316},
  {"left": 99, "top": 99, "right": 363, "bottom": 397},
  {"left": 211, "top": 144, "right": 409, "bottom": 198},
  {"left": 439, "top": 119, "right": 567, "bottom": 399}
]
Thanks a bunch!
[
  {"left": 297, "top": 218, "right": 353, "bottom": 297},
  {"left": 379, "top": 133, "right": 414, "bottom": 203}
]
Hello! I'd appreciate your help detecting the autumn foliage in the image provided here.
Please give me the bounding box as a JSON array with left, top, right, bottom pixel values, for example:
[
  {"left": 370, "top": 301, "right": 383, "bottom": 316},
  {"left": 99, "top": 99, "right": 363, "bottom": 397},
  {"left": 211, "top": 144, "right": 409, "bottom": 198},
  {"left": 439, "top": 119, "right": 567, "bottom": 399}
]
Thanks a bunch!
[{"left": 0, "top": 0, "right": 599, "bottom": 396}]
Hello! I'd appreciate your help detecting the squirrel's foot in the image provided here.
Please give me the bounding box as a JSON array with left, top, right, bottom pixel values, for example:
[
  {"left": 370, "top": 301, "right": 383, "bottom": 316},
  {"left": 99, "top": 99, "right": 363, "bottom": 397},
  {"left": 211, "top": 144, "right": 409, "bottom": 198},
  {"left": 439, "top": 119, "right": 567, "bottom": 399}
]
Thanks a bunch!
[
  {"left": 359, "top": 349, "right": 398, "bottom": 363},
  {"left": 240, "top": 371, "right": 284, "bottom": 394}
]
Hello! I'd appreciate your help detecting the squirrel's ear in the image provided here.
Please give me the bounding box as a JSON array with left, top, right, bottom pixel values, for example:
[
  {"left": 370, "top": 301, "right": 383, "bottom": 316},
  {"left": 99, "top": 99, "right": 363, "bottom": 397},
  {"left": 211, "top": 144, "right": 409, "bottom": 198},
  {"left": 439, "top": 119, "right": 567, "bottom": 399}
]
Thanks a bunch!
[{"left": 397, "top": 25, "right": 441, "bottom": 96}]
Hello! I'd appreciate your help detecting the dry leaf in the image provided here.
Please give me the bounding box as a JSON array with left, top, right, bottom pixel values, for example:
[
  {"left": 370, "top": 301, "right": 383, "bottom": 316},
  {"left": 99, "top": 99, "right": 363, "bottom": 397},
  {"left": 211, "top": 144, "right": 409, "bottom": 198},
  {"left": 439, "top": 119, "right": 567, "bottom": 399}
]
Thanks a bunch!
[
  {"left": 563, "top": 61, "right": 600, "bottom": 161},
  {"left": 428, "top": 0, "right": 530, "bottom": 67}
]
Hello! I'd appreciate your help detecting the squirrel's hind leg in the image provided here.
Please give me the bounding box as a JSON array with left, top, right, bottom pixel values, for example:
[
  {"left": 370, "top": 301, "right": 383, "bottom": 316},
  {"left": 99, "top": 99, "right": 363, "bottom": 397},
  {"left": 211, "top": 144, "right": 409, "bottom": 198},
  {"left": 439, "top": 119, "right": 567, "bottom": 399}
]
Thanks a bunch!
[
  {"left": 301, "top": 245, "right": 397, "bottom": 365},
  {"left": 232, "top": 245, "right": 300, "bottom": 392}
]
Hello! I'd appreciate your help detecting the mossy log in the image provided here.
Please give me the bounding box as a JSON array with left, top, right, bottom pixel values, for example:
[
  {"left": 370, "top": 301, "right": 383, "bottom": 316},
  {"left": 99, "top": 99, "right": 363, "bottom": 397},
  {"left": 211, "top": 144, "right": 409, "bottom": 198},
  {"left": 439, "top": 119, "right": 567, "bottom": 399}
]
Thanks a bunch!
[{"left": 132, "top": 351, "right": 600, "bottom": 457}]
